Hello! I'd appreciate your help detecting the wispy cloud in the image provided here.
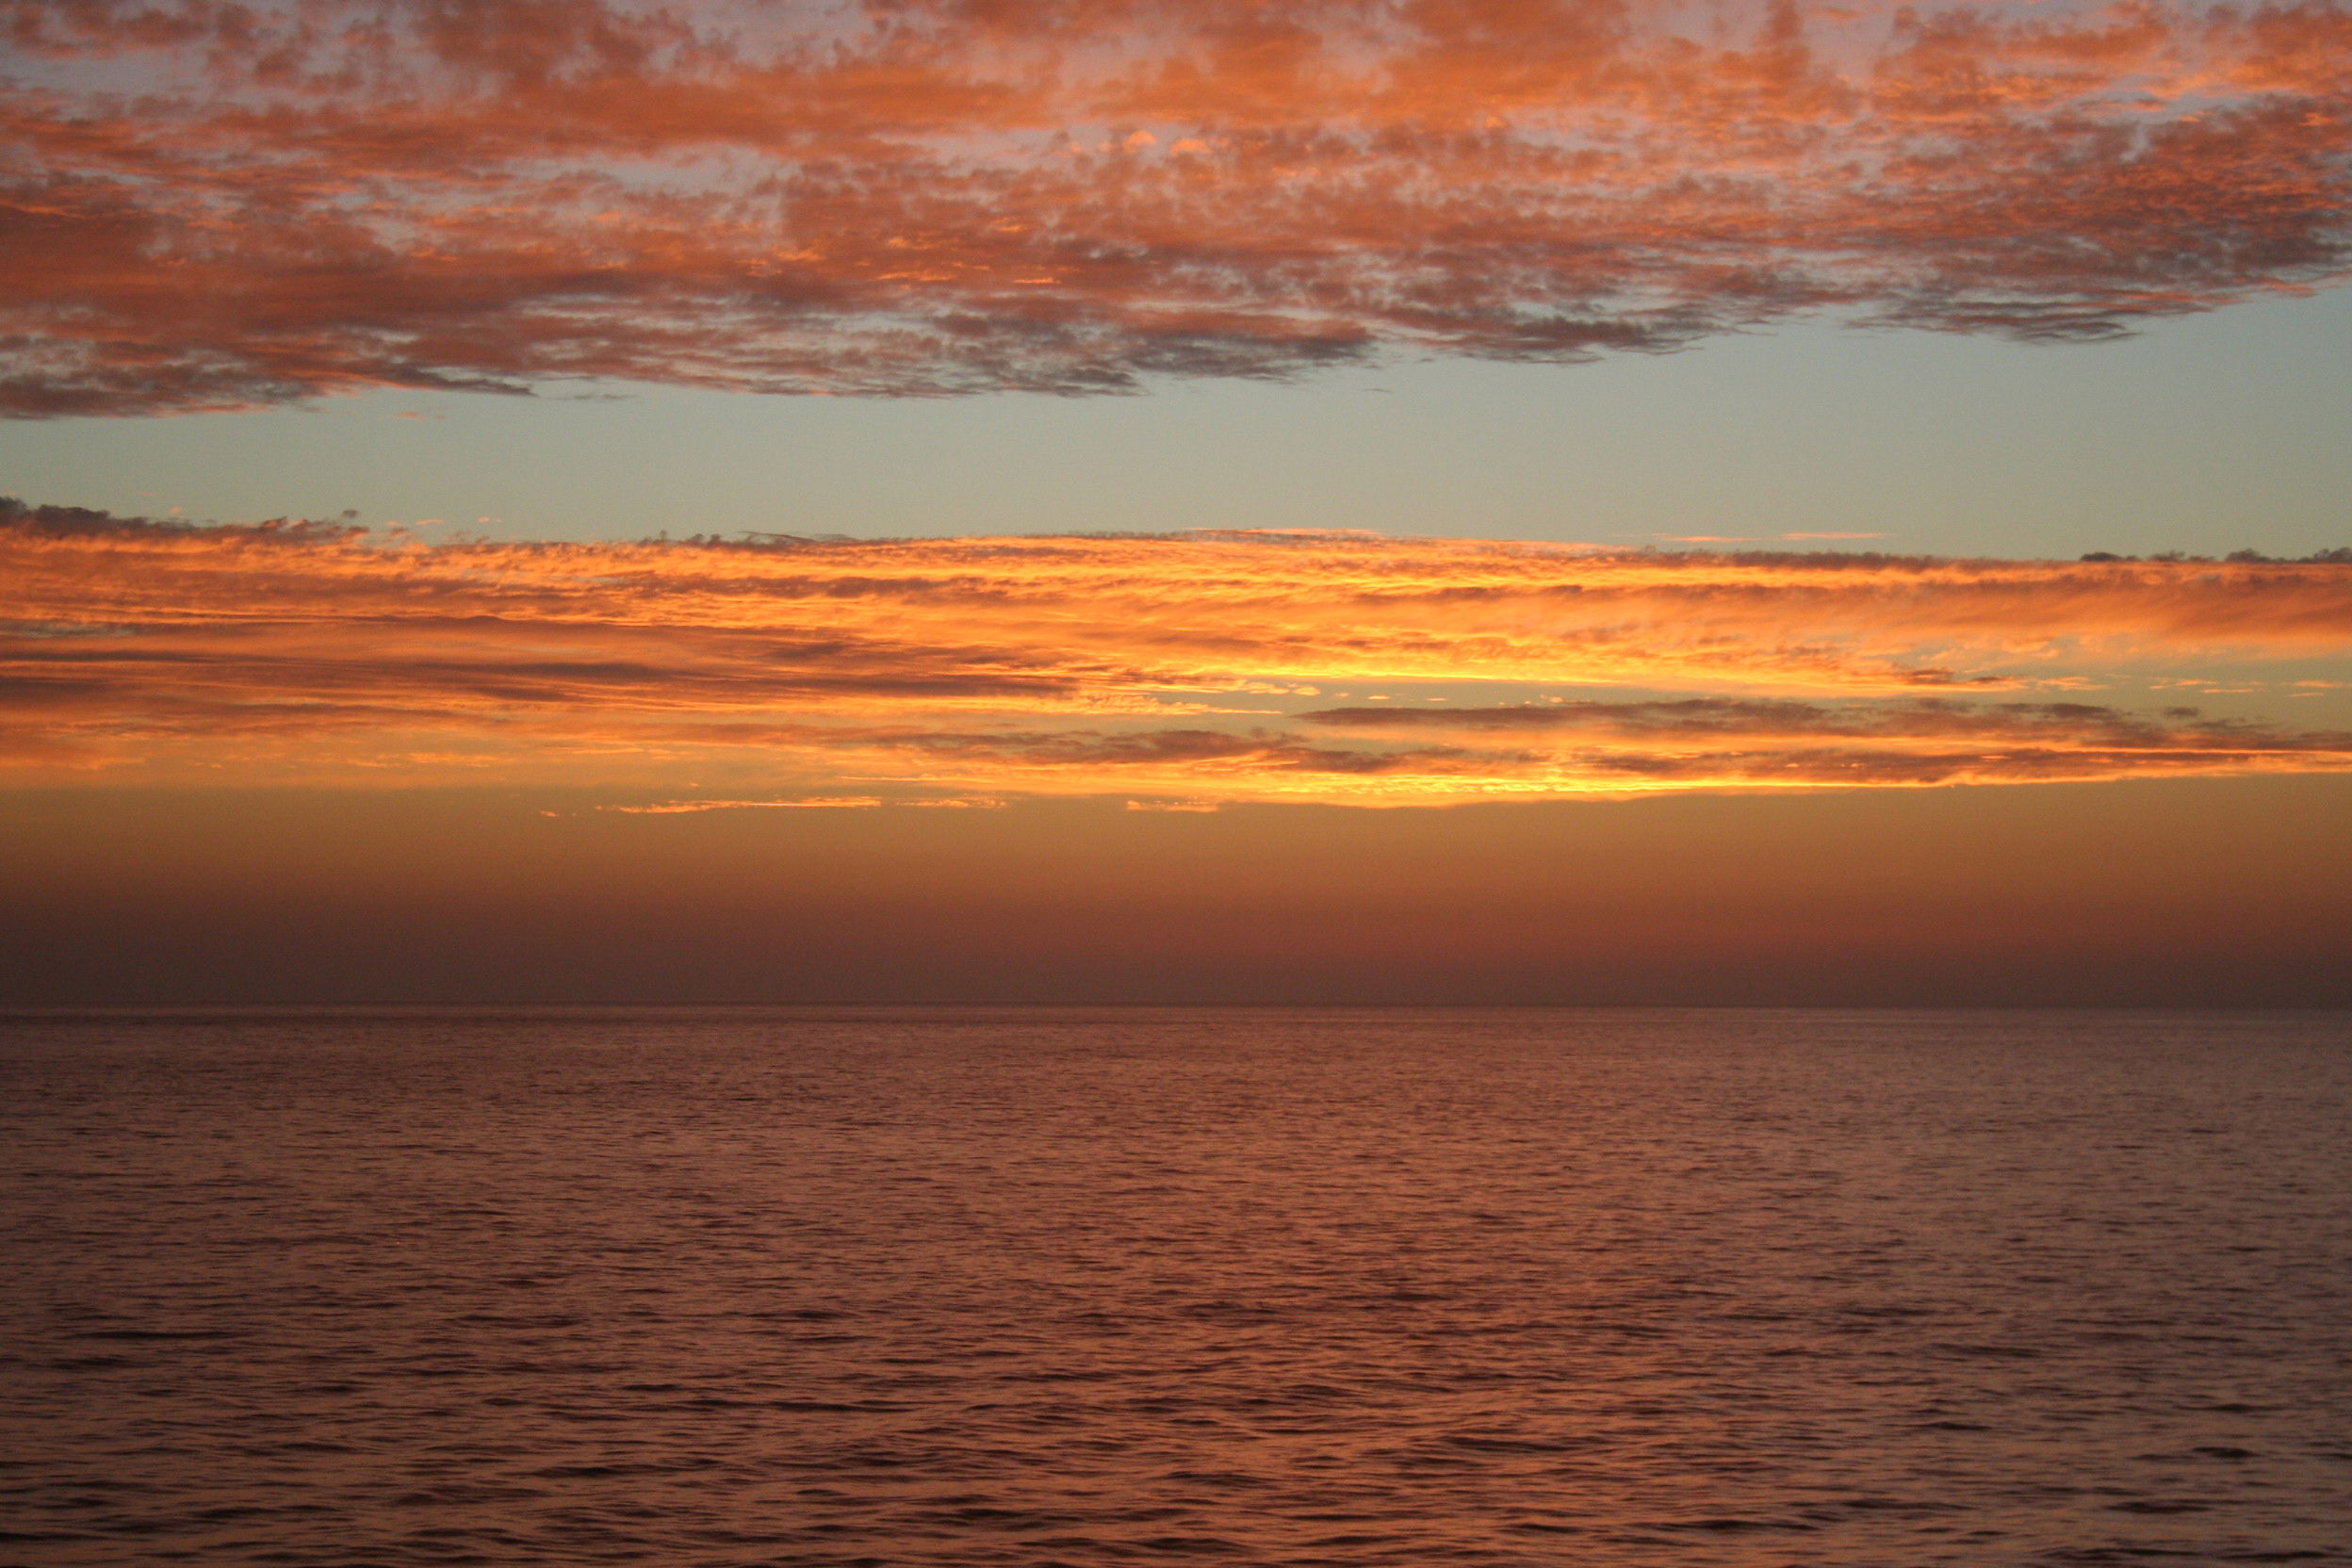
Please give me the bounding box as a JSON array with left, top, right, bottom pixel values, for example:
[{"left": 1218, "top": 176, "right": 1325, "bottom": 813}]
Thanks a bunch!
[
  {"left": 5, "top": 501, "right": 2349, "bottom": 802},
  {"left": 4, "top": 0, "right": 2348, "bottom": 413},
  {"left": 601, "top": 796, "right": 883, "bottom": 813},
  {"left": 1297, "top": 694, "right": 2352, "bottom": 791}
]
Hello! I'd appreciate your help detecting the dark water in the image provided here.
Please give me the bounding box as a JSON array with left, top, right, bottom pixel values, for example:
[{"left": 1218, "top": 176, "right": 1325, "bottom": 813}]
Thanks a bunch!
[{"left": 4, "top": 1009, "right": 2350, "bottom": 1566}]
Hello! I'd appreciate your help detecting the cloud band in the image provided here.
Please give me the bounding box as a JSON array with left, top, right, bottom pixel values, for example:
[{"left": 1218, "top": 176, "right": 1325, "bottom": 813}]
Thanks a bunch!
[
  {"left": 5, "top": 0, "right": 2350, "bottom": 413},
  {"left": 6, "top": 501, "right": 2350, "bottom": 802}
]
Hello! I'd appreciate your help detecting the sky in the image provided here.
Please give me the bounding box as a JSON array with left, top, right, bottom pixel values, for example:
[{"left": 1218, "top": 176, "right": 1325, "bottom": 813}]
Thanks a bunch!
[{"left": 5, "top": 0, "right": 2351, "bottom": 1004}]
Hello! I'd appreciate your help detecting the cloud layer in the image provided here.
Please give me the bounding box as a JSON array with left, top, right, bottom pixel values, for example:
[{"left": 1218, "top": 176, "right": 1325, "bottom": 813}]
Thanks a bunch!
[
  {"left": 7, "top": 501, "right": 2350, "bottom": 802},
  {"left": 5, "top": 0, "right": 2350, "bottom": 413}
]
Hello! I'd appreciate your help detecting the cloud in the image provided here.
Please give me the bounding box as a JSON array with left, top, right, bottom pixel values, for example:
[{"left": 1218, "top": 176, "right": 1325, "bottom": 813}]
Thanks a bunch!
[
  {"left": 5, "top": 501, "right": 2350, "bottom": 801},
  {"left": 1302, "top": 695, "right": 2322, "bottom": 744},
  {"left": 4, "top": 0, "right": 2349, "bottom": 413},
  {"left": 773, "top": 703, "right": 2352, "bottom": 797},
  {"left": 602, "top": 796, "right": 883, "bottom": 812},
  {"left": 1297, "top": 694, "right": 2352, "bottom": 791}
]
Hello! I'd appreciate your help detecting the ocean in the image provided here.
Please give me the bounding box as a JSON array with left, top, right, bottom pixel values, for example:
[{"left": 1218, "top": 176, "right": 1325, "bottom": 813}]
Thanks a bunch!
[{"left": 3, "top": 1007, "right": 2347, "bottom": 1565}]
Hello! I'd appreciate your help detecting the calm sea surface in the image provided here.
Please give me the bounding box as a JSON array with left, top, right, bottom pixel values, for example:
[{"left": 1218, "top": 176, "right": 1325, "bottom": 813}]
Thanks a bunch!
[{"left": 3, "top": 1008, "right": 2349, "bottom": 1566}]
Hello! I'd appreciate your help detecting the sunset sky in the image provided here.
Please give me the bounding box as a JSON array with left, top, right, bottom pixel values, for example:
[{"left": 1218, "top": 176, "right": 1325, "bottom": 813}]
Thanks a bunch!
[{"left": 5, "top": 0, "right": 2350, "bottom": 1004}]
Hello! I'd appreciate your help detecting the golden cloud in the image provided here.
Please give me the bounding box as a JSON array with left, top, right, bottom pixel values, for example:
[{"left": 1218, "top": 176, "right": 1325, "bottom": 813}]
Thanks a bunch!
[{"left": 6, "top": 501, "right": 2350, "bottom": 803}]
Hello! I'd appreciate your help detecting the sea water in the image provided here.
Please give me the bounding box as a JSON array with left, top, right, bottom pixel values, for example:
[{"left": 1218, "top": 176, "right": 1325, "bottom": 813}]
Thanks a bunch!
[{"left": 3, "top": 1008, "right": 2347, "bottom": 1565}]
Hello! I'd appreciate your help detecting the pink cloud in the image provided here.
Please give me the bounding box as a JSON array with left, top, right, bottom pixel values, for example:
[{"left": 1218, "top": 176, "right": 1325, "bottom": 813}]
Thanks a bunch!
[{"left": 2, "top": 0, "right": 2347, "bottom": 413}]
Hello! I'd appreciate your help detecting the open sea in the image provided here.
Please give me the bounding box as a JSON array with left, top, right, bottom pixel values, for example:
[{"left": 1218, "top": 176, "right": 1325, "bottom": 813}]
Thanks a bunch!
[{"left": 3, "top": 1007, "right": 2348, "bottom": 1567}]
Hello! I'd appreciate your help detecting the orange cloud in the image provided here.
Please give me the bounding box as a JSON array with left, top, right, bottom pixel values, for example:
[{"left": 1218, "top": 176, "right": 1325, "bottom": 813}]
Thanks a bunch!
[
  {"left": 6, "top": 500, "right": 2350, "bottom": 801},
  {"left": 3, "top": 0, "right": 2348, "bottom": 413},
  {"left": 601, "top": 796, "right": 884, "bottom": 813}
]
